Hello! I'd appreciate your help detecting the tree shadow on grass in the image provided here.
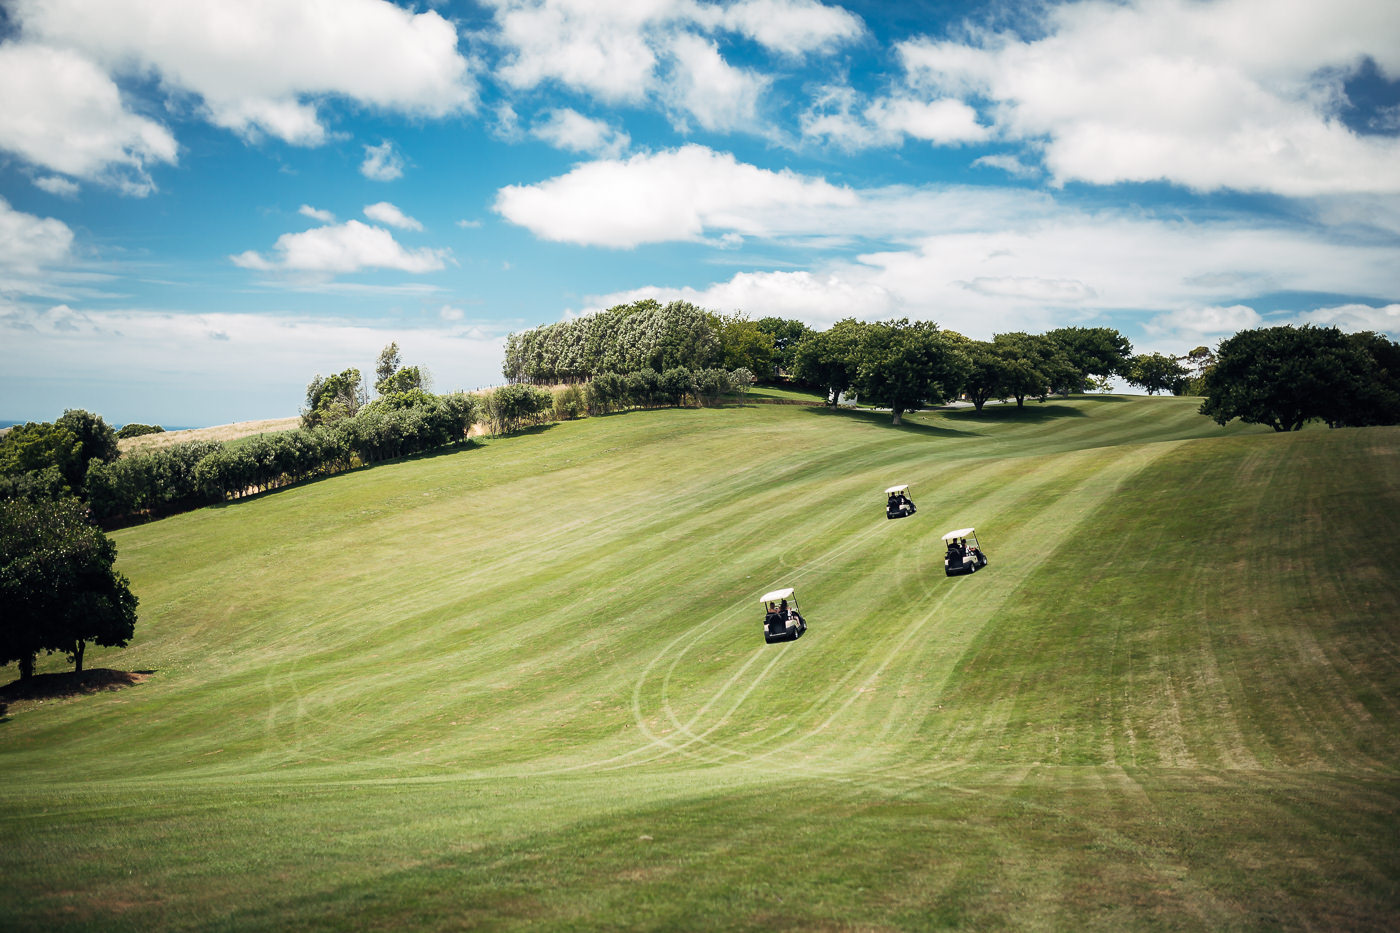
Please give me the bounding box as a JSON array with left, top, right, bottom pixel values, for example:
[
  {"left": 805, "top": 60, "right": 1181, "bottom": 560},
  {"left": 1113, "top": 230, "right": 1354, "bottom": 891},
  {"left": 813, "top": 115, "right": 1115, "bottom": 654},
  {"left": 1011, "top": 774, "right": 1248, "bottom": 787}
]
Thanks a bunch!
[
  {"left": 801, "top": 405, "right": 982, "bottom": 438},
  {"left": 943, "top": 402, "right": 1091, "bottom": 426},
  {"left": 0, "top": 668, "right": 154, "bottom": 719}
]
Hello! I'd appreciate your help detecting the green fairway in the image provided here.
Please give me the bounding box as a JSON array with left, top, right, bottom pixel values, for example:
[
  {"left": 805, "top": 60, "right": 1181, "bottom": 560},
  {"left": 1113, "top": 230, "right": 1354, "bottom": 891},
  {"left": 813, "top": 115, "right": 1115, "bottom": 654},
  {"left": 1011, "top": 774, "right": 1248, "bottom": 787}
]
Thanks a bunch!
[{"left": 3, "top": 396, "right": 1398, "bottom": 930}]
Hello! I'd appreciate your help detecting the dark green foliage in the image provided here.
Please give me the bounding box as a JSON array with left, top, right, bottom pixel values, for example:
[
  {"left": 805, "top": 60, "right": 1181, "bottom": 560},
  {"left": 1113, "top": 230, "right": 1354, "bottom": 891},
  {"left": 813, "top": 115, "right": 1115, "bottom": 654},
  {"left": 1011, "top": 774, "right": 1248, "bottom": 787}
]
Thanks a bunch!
[
  {"left": 624, "top": 369, "right": 661, "bottom": 408},
  {"left": 55, "top": 410, "right": 119, "bottom": 486},
  {"left": 792, "top": 318, "right": 866, "bottom": 406},
  {"left": 1200, "top": 325, "right": 1400, "bottom": 431},
  {"left": 116, "top": 423, "right": 165, "bottom": 439},
  {"left": 658, "top": 367, "right": 697, "bottom": 407},
  {"left": 1045, "top": 327, "right": 1134, "bottom": 387},
  {"left": 0, "top": 497, "right": 138, "bottom": 678},
  {"left": 853, "top": 320, "right": 970, "bottom": 424},
  {"left": 755, "top": 317, "right": 813, "bottom": 376},
  {"left": 960, "top": 340, "right": 1009, "bottom": 411},
  {"left": 1127, "top": 352, "right": 1191, "bottom": 396},
  {"left": 586, "top": 372, "right": 626, "bottom": 415},
  {"left": 694, "top": 368, "right": 734, "bottom": 405},
  {"left": 86, "top": 441, "right": 221, "bottom": 520},
  {"left": 989, "top": 332, "right": 1078, "bottom": 406}
]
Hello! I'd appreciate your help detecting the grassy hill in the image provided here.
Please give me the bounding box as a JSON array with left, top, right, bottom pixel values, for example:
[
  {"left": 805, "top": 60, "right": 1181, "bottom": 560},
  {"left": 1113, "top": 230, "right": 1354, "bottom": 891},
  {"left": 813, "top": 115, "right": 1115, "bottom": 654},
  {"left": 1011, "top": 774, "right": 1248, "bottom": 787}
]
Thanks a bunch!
[{"left": 3, "top": 396, "right": 1397, "bottom": 930}]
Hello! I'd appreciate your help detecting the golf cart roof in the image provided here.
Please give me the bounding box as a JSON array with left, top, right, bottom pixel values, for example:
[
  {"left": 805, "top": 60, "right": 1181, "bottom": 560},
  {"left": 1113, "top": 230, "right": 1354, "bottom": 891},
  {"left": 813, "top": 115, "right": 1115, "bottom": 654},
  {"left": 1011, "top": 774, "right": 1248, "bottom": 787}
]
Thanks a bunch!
[
  {"left": 885, "top": 484, "right": 909, "bottom": 494},
  {"left": 941, "top": 527, "right": 976, "bottom": 542},
  {"left": 760, "top": 587, "right": 795, "bottom": 604}
]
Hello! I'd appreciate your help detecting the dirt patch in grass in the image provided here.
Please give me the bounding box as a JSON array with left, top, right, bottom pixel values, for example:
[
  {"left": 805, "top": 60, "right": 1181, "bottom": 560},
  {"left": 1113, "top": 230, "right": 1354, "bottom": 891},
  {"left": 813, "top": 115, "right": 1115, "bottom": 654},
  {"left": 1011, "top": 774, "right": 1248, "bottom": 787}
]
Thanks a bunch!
[{"left": 0, "top": 668, "right": 152, "bottom": 710}]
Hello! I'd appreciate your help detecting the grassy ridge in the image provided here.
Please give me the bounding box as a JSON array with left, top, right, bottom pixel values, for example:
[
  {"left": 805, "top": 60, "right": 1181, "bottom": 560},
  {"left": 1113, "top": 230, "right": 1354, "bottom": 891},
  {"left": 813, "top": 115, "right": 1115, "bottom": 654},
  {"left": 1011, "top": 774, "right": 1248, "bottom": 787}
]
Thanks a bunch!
[{"left": 2, "top": 396, "right": 1397, "bottom": 929}]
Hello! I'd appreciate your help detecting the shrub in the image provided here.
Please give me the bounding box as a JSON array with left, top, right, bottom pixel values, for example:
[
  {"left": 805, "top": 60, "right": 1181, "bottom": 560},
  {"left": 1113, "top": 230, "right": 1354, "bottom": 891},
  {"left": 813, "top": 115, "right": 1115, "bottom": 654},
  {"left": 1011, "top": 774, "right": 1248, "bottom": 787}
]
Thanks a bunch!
[
  {"left": 552, "top": 384, "right": 585, "bottom": 421},
  {"left": 116, "top": 423, "right": 164, "bottom": 439}
]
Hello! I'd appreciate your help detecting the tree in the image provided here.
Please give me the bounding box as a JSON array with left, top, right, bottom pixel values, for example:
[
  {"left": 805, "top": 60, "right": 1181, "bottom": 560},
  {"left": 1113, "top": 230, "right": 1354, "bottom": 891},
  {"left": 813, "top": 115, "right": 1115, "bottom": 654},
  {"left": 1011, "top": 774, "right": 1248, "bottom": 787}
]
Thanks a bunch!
[
  {"left": 375, "top": 341, "right": 402, "bottom": 387},
  {"left": 55, "top": 409, "right": 119, "bottom": 489},
  {"left": 755, "top": 317, "right": 812, "bottom": 377},
  {"left": 0, "top": 497, "right": 138, "bottom": 678},
  {"left": 960, "top": 340, "right": 1010, "bottom": 411},
  {"left": 302, "top": 368, "right": 366, "bottom": 427},
  {"left": 853, "top": 320, "right": 970, "bottom": 425},
  {"left": 991, "top": 333, "right": 1078, "bottom": 406},
  {"left": 792, "top": 318, "right": 865, "bottom": 406},
  {"left": 1198, "top": 325, "right": 1393, "bottom": 432},
  {"left": 116, "top": 423, "right": 164, "bottom": 439},
  {"left": 0, "top": 421, "right": 82, "bottom": 498},
  {"left": 1045, "top": 327, "right": 1133, "bottom": 390},
  {"left": 710, "top": 314, "right": 776, "bottom": 378},
  {"left": 1127, "top": 353, "right": 1190, "bottom": 395}
]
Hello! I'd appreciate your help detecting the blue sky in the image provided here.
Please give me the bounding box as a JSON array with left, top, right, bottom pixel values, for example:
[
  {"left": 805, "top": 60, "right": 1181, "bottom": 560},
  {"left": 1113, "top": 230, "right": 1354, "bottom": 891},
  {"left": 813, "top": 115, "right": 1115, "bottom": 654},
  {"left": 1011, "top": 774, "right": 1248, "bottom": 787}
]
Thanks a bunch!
[{"left": 1, "top": 0, "right": 1398, "bottom": 426}]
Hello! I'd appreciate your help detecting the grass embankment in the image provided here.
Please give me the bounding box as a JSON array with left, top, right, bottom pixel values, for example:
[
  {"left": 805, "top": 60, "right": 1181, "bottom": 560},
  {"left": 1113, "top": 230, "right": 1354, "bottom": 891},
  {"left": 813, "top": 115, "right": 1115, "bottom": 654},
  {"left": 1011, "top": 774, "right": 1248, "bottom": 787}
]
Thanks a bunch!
[
  {"left": 118, "top": 417, "right": 301, "bottom": 454},
  {"left": 2, "top": 396, "right": 1398, "bottom": 930}
]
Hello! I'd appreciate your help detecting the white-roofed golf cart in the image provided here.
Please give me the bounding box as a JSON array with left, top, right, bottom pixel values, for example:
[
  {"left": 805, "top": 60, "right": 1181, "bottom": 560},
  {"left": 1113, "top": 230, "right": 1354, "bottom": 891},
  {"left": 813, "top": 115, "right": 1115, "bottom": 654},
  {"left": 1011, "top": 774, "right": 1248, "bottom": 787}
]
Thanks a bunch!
[
  {"left": 942, "top": 527, "right": 988, "bottom": 577},
  {"left": 885, "top": 483, "right": 916, "bottom": 519},
  {"left": 759, "top": 587, "right": 807, "bottom": 643}
]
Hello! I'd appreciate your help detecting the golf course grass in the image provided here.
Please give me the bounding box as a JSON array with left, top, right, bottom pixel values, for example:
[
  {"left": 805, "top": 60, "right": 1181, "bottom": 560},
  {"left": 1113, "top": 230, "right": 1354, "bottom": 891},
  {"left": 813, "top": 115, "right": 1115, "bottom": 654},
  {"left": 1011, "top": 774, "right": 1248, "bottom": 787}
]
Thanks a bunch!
[{"left": 2, "top": 395, "right": 1398, "bottom": 930}]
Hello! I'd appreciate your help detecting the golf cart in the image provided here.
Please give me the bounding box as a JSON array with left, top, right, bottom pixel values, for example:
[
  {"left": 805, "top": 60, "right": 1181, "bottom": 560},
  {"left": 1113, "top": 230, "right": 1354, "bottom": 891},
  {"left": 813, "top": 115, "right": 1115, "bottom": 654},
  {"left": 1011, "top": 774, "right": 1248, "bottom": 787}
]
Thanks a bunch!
[
  {"left": 760, "top": 587, "right": 807, "bottom": 643},
  {"left": 942, "top": 527, "right": 988, "bottom": 577},
  {"left": 886, "top": 484, "right": 917, "bottom": 519}
]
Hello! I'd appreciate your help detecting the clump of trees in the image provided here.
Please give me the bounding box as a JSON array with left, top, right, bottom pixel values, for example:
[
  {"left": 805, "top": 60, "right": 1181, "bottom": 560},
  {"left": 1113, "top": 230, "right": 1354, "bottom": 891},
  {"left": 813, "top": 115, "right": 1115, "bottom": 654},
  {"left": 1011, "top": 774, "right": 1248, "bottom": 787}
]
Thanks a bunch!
[
  {"left": 0, "top": 409, "right": 121, "bottom": 501},
  {"left": 1199, "top": 325, "right": 1400, "bottom": 431},
  {"left": 502, "top": 299, "right": 804, "bottom": 385},
  {"left": 1, "top": 497, "right": 138, "bottom": 679}
]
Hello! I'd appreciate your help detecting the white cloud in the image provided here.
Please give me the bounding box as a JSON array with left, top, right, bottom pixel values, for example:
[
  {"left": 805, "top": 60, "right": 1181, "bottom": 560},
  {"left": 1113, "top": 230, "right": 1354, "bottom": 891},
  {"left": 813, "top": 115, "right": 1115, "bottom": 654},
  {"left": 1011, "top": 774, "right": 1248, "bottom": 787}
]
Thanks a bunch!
[
  {"left": 865, "top": 97, "right": 988, "bottom": 145},
  {"left": 664, "top": 33, "right": 767, "bottom": 132},
  {"left": 961, "top": 277, "right": 1096, "bottom": 302},
  {"left": 1143, "top": 304, "right": 1264, "bottom": 344},
  {"left": 11, "top": 0, "right": 476, "bottom": 146},
  {"left": 486, "top": 0, "right": 859, "bottom": 109},
  {"left": 34, "top": 175, "right": 80, "bottom": 198},
  {"left": 0, "top": 43, "right": 177, "bottom": 194},
  {"left": 299, "top": 204, "right": 336, "bottom": 223},
  {"left": 1296, "top": 303, "right": 1400, "bottom": 336},
  {"left": 231, "top": 220, "right": 447, "bottom": 274},
  {"left": 896, "top": 0, "right": 1400, "bottom": 196},
  {"left": 973, "top": 153, "right": 1041, "bottom": 179},
  {"left": 363, "top": 202, "right": 423, "bottom": 231},
  {"left": 494, "top": 144, "right": 856, "bottom": 247},
  {"left": 0, "top": 197, "right": 75, "bottom": 274},
  {"left": 439, "top": 305, "right": 465, "bottom": 321},
  {"left": 710, "top": 0, "right": 864, "bottom": 57},
  {"left": 361, "top": 140, "right": 405, "bottom": 181},
  {"left": 530, "top": 108, "right": 630, "bottom": 157}
]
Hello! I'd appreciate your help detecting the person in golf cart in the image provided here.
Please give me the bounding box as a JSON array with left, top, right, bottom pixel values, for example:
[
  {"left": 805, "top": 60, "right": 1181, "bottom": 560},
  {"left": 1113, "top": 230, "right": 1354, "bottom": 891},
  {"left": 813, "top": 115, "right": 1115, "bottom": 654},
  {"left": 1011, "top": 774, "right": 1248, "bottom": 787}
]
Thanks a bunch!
[
  {"left": 760, "top": 587, "right": 807, "bottom": 643},
  {"left": 886, "top": 484, "right": 916, "bottom": 519},
  {"left": 942, "top": 527, "right": 989, "bottom": 576}
]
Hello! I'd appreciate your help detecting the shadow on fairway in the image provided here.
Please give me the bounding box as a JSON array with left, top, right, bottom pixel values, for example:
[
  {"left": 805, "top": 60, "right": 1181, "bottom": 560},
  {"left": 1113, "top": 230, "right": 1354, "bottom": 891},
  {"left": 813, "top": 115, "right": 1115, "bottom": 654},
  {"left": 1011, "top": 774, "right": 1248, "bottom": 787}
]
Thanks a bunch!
[
  {"left": 802, "top": 405, "right": 982, "bottom": 438},
  {"left": 944, "top": 403, "right": 1090, "bottom": 425},
  {"left": 0, "top": 669, "right": 154, "bottom": 713}
]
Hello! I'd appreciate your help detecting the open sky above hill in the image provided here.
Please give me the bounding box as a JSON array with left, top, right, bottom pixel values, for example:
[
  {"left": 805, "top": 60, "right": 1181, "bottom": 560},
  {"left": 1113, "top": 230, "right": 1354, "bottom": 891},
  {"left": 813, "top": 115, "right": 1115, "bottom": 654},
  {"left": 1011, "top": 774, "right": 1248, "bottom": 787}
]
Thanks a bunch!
[{"left": 1, "top": 0, "right": 1398, "bottom": 425}]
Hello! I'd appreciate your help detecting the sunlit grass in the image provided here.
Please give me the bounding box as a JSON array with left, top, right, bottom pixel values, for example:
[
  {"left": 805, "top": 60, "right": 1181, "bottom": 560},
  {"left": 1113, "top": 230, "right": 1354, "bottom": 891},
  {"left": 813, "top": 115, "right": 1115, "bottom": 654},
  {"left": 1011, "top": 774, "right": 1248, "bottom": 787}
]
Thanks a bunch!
[{"left": 3, "top": 396, "right": 1397, "bottom": 930}]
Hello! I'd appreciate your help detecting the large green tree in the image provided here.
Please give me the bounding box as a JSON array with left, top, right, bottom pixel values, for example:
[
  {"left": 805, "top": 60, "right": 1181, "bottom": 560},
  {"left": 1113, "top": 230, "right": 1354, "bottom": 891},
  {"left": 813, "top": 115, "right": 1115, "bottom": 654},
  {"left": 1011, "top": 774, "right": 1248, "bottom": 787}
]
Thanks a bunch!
[
  {"left": 1198, "top": 325, "right": 1396, "bottom": 432},
  {"left": 991, "top": 333, "right": 1078, "bottom": 406},
  {"left": 853, "top": 320, "right": 969, "bottom": 425},
  {"left": 792, "top": 319, "right": 866, "bottom": 407},
  {"left": 0, "top": 497, "right": 138, "bottom": 679},
  {"left": 755, "top": 317, "right": 813, "bottom": 377},
  {"left": 1045, "top": 327, "right": 1133, "bottom": 390},
  {"left": 303, "top": 368, "right": 366, "bottom": 427},
  {"left": 710, "top": 315, "right": 776, "bottom": 378}
]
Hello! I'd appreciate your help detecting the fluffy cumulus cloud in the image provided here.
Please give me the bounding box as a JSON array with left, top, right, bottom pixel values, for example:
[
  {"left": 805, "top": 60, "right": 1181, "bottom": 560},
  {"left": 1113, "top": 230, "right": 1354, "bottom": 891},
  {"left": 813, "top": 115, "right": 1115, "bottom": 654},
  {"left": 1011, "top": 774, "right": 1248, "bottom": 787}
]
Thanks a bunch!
[
  {"left": 0, "top": 197, "right": 76, "bottom": 274},
  {"left": 803, "top": 85, "right": 988, "bottom": 149},
  {"left": 363, "top": 202, "right": 423, "bottom": 231},
  {"left": 895, "top": 0, "right": 1400, "bottom": 196},
  {"left": 231, "top": 221, "right": 447, "bottom": 275},
  {"left": 0, "top": 43, "right": 178, "bottom": 194},
  {"left": 8, "top": 0, "right": 475, "bottom": 148},
  {"left": 299, "top": 205, "right": 336, "bottom": 224},
  {"left": 529, "top": 108, "right": 630, "bottom": 157},
  {"left": 664, "top": 34, "right": 767, "bottom": 132},
  {"left": 494, "top": 144, "right": 857, "bottom": 247},
  {"left": 1143, "top": 304, "right": 1265, "bottom": 344}
]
